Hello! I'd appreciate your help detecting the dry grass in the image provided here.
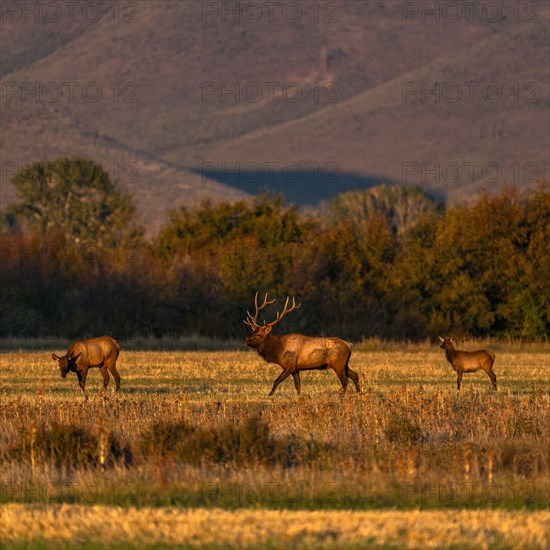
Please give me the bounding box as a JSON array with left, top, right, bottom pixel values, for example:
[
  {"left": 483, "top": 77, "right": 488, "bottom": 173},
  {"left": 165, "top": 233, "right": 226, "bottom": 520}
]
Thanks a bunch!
[
  {"left": 0, "top": 348, "right": 548, "bottom": 547},
  {"left": 2, "top": 348, "right": 548, "bottom": 399},
  {"left": 1, "top": 505, "right": 549, "bottom": 549}
]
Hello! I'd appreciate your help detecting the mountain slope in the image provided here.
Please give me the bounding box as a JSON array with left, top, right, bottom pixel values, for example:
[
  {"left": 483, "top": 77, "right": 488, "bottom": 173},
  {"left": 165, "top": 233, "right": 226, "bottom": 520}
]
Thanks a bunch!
[
  {"left": 205, "top": 20, "right": 550, "bottom": 203},
  {"left": 1, "top": 0, "right": 548, "bottom": 232}
]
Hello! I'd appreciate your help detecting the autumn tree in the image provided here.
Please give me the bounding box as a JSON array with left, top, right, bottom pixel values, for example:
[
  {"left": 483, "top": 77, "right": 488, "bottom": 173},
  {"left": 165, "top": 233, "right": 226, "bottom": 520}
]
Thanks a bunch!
[
  {"left": 329, "top": 184, "right": 441, "bottom": 235},
  {"left": 7, "top": 158, "right": 141, "bottom": 247}
]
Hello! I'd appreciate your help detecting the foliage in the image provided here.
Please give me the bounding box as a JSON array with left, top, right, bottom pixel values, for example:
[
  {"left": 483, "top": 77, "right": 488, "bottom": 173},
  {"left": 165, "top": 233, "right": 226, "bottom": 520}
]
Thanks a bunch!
[
  {"left": 139, "top": 415, "right": 309, "bottom": 467},
  {"left": 384, "top": 411, "right": 422, "bottom": 443},
  {"left": 6, "top": 158, "right": 142, "bottom": 247},
  {"left": 11, "top": 422, "right": 131, "bottom": 470},
  {"left": 329, "top": 184, "right": 441, "bottom": 235},
  {"left": 1, "top": 181, "right": 549, "bottom": 340}
]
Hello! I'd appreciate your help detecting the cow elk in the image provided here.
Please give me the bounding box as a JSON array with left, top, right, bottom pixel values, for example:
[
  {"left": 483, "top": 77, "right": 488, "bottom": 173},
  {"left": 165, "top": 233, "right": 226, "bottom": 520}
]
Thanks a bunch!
[
  {"left": 438, "top": 336, "right": 497, "bottom": 390},
  {"left": 52, "top": 336, "right": 121, "bottom": 399},
  {"left": 243, "top": 292, "right": 361, "bottom": 395}
]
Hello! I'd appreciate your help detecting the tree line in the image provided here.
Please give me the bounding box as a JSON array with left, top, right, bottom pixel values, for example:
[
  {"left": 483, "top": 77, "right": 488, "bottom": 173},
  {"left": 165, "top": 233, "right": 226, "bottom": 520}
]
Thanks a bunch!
[{"left": 1, "top": 158, "right": 548, "bottom": 341}]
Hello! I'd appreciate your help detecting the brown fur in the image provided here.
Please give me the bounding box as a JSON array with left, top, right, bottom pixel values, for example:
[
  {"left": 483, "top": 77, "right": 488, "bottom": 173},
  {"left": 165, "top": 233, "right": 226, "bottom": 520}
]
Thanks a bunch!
[
  {"left": 439, "top": 336, "right": 497, "bottom": 391},
  {"left": 243, "top": 294, "right": 360, "bottom": 395},
  {"left": 52, "top": 336, "right": 120, "bottom": 399}
]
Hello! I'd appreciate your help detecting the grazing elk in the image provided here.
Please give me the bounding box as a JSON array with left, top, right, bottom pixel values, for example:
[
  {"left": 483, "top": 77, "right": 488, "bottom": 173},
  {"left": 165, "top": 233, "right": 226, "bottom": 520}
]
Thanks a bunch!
[
  {"left": 52, "top": 336, "right": 121, "bottom": 399},
  {"left": 439, "top": 336, "right": 497, "bottom": 390},
  {"left": 243, "top": 292, "right": 361, "bottom": 395}
]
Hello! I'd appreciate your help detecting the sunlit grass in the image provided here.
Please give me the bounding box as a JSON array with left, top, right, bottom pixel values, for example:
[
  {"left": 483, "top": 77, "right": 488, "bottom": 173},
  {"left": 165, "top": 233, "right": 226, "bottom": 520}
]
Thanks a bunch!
[
  {"left": 0, "top": 347, "right": 548, "bottom": 548},
  {"left": 2, "top": 349, "right": 547, "bottom": 400},
  {"left": 1, "top": 505, "right": 549, "bottom": 549}
]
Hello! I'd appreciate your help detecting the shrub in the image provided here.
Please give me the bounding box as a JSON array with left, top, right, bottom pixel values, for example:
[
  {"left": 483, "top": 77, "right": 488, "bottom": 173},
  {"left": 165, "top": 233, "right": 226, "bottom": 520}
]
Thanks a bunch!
[
  {"left": 138, "top": 420, "right": 195, "bottom": 457},
  {"left": 16, "top": 422, "right": 131, "bottom": 469},
  {"left": 384, "top": 412, "right": 421, "bottom": 444},
  {"left": 139, "top": 415, "right": 316, "bottom": 468}
]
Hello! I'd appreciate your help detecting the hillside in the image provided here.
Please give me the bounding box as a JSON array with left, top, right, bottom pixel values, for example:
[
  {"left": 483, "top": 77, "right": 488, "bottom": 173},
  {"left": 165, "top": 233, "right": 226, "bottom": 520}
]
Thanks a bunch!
[{"left": 1, "top": 0, "right": 549, "bottom": 232}]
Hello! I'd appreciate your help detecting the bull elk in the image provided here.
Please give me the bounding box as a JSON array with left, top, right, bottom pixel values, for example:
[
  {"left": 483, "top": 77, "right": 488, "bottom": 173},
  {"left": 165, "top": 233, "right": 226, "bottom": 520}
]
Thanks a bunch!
[
  {"left": 438, "top": 336, "right": 497, "bottom": 390},
  {"left": 52, "top": 336, "right": 121, "bottom": 399},
  {"left": 243, "top": 292, "right": 361, "bottom": 395}
]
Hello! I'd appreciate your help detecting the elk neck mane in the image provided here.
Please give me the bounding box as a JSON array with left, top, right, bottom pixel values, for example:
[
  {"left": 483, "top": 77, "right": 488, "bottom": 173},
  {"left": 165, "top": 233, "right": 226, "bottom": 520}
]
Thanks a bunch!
[
  {"left": 445, "top": 346, "right": 459, "bottom": 363},
  {"left": 256, "top": 333, "right": 283, "bottom": 364}
]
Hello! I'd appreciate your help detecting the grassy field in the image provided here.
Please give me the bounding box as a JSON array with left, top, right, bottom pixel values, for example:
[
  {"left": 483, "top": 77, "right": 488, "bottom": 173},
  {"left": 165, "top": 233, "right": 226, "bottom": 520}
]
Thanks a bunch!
[
  {"left": 1, "top": 346, "right": 549, "bottom": 548},
  {"left": 2, "top": 506, "right": 549, "bottom": 549}
]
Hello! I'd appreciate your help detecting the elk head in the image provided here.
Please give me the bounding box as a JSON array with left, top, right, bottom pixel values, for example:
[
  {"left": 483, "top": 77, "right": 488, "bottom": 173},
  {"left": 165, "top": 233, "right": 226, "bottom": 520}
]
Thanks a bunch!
[
  {"left": 243, "top": 292, "right": 300, "bottom": 348},
  {"left": 52, "top": 351, "right": 81, "bottom": 378},
  {"left": 438, "top": 336, "right": 455, "bottom": 351}
]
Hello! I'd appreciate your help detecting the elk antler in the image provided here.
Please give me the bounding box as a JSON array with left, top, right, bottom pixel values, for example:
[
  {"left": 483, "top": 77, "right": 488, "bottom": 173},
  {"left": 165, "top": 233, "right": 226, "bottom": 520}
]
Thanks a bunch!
[
  {"left": 244, "top": 292, "right": 276, "bottom": 329},
  {"left": 265, "top": 296, "right": 301, "bottom": 327}
]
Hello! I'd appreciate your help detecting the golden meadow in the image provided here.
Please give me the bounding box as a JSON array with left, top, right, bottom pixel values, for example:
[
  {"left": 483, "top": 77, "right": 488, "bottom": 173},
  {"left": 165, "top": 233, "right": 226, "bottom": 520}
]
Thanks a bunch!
[
  {"left": 1, "top": 346, "right": 548, "bottom": 510},
  {"left": 1, "top": 345, "right": 549, "bottom": 548}
]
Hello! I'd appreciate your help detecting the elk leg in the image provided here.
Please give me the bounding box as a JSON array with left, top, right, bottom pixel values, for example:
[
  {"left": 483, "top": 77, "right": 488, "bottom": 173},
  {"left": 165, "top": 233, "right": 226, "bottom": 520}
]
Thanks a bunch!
[
  {"left": 108, "top": 364, "right": 121, "bottom": 391},
  {"left": 100, "top": 367, "right": 110, "bottom": 394},
  {"left": 292, "top": 372, "right": 301, "bottom": 395},
  {"left": 337, "top": 368, "right": 349, "bottom": 393},
  {"left": 269, "top": 368, "right": 293, "bottom": 396},
  {"left": 76, "top": 370, "right": 88, "bottom": 400},
  {"left": 346, "top": 366, "right": 361, "bottom": 393},
  {"left": 487, "top": 369, "right": 497, "bottom": 391},
  {"left": 457, "top": 371, "right": 463, "bottom": 391}
]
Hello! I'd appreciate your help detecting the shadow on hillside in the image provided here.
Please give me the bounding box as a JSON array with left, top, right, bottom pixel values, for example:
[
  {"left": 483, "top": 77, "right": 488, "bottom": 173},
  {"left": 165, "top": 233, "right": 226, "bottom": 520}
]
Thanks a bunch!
[{"left": 190, "top": 167, "right": 397, "bottom": 205}]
